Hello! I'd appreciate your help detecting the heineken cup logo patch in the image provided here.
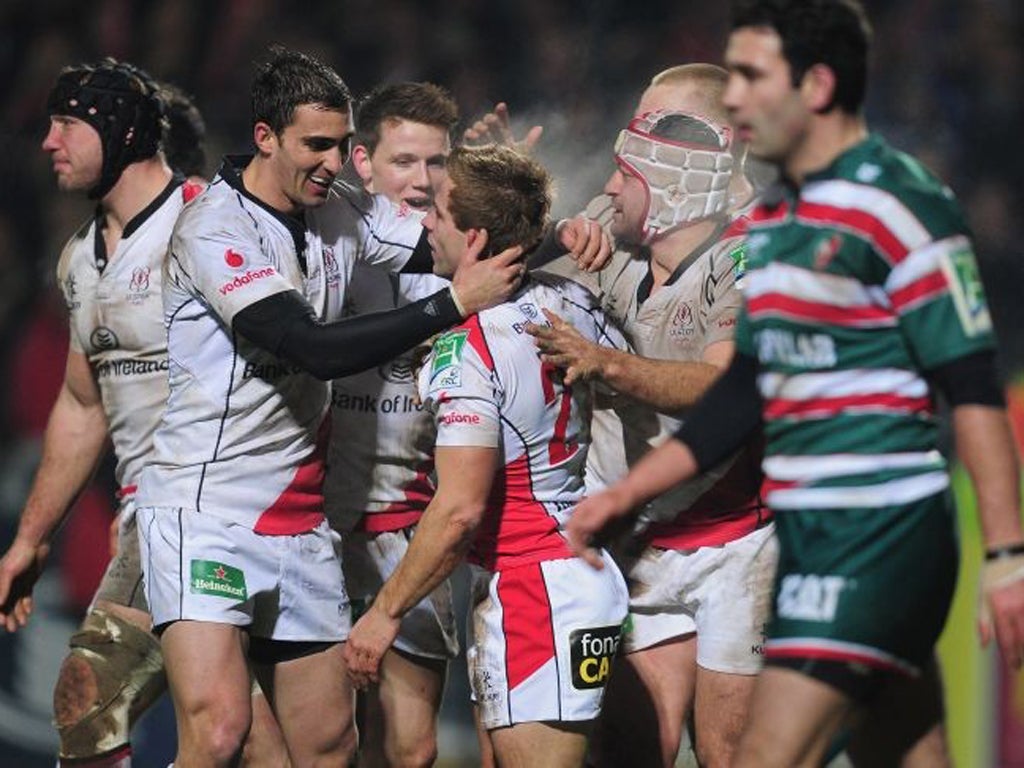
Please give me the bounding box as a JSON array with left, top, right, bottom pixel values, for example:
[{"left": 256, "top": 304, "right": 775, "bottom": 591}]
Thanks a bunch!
[
  {"left": 940, "top": 243, "right": 991, "bottom": 337},
  {"left": 430, "top": 330, "right": 469, "bottom": 388},
  {"left": 190, "top": 560, "right": 248, "bottom": 601}
]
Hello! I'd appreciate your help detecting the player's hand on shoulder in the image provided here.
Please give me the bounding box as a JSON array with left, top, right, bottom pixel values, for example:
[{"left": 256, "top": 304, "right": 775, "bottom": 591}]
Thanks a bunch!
[
  {"left": 556, "top": 216, "right": 613, "bottom": 273},
  {"left": 527, "top": 307, "right": 603, "bottom": 386},
  {"left": 463, "top": 102, "right": 543, "bottom": 154}
]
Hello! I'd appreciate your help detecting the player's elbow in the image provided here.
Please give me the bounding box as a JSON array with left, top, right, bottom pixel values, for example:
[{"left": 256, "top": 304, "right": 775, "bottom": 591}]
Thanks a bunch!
[{"left": 446, "top": 502, "right": 484, "bottom": 546}]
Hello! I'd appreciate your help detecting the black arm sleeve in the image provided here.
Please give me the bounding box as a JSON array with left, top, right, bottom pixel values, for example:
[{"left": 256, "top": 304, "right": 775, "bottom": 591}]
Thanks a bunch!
[
  {"left": 232, "top": 288, "right": 462, "bottom": 380},
  {"left": 673, "top": 351, "right": 762, "bottom": 472},
  {"left": 399, "top": 229, "right": 435, "bottom": 273},
  {"left": 925, "top": 349, "right": 1005, "bottom": 407}
]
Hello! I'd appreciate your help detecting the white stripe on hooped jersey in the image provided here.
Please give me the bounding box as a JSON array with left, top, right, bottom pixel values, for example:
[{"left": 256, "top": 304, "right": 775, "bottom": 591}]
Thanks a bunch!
[
  {"left": 884, "top": 234, "right": 969, "bottom": 293},
  {"left": 744, "top": 261, "right": 889, "bottom": 310},
  {"left": 763, "top": 451, "right": 944, "bottom": 482},
  {"left": 765, "top": 471, "right": 949, "bottom": 510},
  {"left": 756, "top": 368, "right": 928, "bottom": 401},
  {"left": 801, "top": 179, "right": 932, "bottom": 255}
]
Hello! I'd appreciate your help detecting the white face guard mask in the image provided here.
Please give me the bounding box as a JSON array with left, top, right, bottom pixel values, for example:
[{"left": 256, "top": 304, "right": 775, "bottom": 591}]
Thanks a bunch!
[{"left": 614, "top": 110, "right": 734, "bottom": 244}]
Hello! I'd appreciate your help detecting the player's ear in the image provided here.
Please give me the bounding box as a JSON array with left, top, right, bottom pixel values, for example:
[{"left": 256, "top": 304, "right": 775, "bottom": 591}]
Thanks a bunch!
[
  {"left": 802, "top": 63, "right": 837, "bottom": 114},
  {"left": 351, "top": 144, "right": 373, "bottom": 186},
  {"left": 253, "top": 121, "right": 278, "bottom": 157}
]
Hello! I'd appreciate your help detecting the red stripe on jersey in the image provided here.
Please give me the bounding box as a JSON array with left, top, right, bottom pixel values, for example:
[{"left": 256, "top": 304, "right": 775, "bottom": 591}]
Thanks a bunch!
[
  {"left": 471, "top": 454, "right": 572, "bottom": 571},
  {"left": 766, "top": 644, "right": 914, "bottom": 676},
  {"left": 796, "top": 202, "right": 910, "bottom": 266},
  {"left": 764, "top": 393, "right": 933, "bottom": 420},
  {"left": 360, "top": 464, "right": 435, "bottom": 533},
  {"left": 723, "top": 214, "right": 751, "bottom": 239},
  {"left": 498, "top": 563, "right": 556, "bottom": 690},
  {"left": 747, "top": 293, "right": 892, "bottom": 326},
  {"left": 888, "top": 271, "right": 948, "bottom": 313},
  {"left": 464, "top": 315, "right": 495, "bottom": 371},
  {"left": 761, "top": 478, "right": 801, "bottom": 496},
  {"left": 254, "top": 418, "right": 329, "bottom": 535}
]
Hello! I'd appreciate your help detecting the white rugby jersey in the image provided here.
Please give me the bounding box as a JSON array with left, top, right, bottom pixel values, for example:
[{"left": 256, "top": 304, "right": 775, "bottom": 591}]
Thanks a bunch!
[
  {"left": 543, "top": 199, "right": 763, "bottom": 547},
  {"left": 57, "top": 177, "right": 202, "bottom": 491},
  {"left": 419, "top": 273, "right": 628, "bottom": 571},
  {"left": 136, "top": 157, "right": 423, "bottom": 534},
  {"left": 325, "top": 264, "right": 448, "bottom": 533}
]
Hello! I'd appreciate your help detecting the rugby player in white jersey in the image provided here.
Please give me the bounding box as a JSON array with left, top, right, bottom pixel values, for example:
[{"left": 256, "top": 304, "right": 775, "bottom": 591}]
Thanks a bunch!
[
  {"left": 133, "top": 49, "right": 522, "bottom": 767},
  {"left": 526, "top": 66, "right": 775, "bottom": 768},
  {"left": 0, "top": 60, "right": 205, "bottom": 768},
  {"left": 325, "top": 81, "right": 459, "bottom": 768},
  {"left": 344, "top": 144, "right": 630, "bottom": 768}
]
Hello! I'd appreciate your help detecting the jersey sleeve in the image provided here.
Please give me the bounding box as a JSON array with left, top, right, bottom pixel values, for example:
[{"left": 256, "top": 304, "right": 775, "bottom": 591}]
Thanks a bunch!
[
  {"left": 419, "top": 324, "right": 501, "bottom": 448},
  {"left": 883, "top": 232, "right": 995, "bottom": 369},
  {"left": 702, "top": 239, "right": 744, "bottom": 350},
  {"left": 55, "top": 235, "right": 86, "bottom": 354},
  {"left": 169, "top": 205, "right": 295, "bottom": 327},
  {"left": 322, "top": 181, "right": 424, "bottom": 273}
]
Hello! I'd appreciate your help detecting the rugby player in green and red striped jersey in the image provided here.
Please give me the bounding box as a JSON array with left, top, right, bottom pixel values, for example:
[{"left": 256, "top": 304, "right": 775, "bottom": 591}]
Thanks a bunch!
[{"left": 565, "top": 2, "right": 1024, "bottom": 767}]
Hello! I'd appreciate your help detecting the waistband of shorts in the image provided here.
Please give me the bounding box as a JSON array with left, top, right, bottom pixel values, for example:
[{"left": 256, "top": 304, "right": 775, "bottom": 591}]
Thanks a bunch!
[{"left": 646, "top": 501, "right": 772, "bottom": 550}]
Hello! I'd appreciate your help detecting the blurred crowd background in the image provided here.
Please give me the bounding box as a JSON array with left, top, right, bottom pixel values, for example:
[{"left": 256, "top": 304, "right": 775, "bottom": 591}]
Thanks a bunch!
[{"left": 0, "top": 1, "right": 1021, "bottom": 765}]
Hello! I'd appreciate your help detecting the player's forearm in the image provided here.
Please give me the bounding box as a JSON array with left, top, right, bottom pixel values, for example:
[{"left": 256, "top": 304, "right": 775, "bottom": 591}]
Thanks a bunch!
[
  {"left": 953, "top": 405, "right": 1024, "bottom": 549},
  {"left": 599, "top": 351, "right": 721, "bottom": 412},
  {"left": 615, "top": 438, "right": 702, "bottom": 512},
  {"left": 374, "top": 500, "right": 480, "bottom": 620},
  {"left": 16, "top": 388, "right": 109, "bottom": 548}
]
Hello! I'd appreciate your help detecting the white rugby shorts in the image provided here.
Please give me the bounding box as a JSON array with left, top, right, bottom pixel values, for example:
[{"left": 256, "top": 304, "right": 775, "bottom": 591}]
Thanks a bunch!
[
  {"left": 623, "top": 523, "right": 777, "bottom": 674},
  {"left": 468, "top": 552, "right": 628, "bottom": 730},
  {"left": 138, "top": 506, "right": 350, "bottom": 642},
  {"left": 343, "top": 528, "right": 459, "bottom": 660}
]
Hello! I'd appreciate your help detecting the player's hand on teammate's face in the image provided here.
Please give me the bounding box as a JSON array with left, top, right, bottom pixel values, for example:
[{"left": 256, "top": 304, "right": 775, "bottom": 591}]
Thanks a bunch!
[
  {"left": 556, "top": 216, "right": 613, "bottom": 273},
  {"left": 450, "top": 229, "right": 525, "bottom": 316},
  {"left": 343, "top": 604, "right": 401, "bottom": 689},
  {"left": 979, "top": 554, "right": 1024, "bottom": 668},
  {"left": 526, "top": 308, "right": 604, "bottom": 386},
  {"left": 462, "top": 102, "right": 543, "bottom": 155},
  {"left": 0, "top": 541, "right": 49, "bottom": 632}
]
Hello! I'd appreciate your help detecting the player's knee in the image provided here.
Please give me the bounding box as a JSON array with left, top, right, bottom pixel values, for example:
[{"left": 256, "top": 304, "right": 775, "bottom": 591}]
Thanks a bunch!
[
  {"left": 387, "top": 732, "right": 438, "bottom": 768},
  {"left": 54, "top": 609, "right": 165, "bottom": 759}
]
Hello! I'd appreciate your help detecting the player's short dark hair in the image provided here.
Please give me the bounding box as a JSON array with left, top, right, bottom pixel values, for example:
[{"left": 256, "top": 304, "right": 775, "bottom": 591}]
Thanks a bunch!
[
  {"left": 446, "top": 145, "right": 551, "bottom": 256},
  {"left": 355, "top": 82, "right": 458, "bottom": 154},
  {"left": 159, "top": 83, "right": 207, "bottom": 178},
  {"left": 731, "top": 0, "right": 872, "bottom": 113},
  {"left": 251, "top": 46, "right": 351, "bottom": 134}
]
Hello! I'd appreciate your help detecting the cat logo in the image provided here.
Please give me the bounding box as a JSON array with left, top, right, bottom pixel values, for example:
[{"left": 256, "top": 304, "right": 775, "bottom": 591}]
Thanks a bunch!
[
  {"left": 570, "top": 626, "right": 621, "bottom": 689},
  {"left": 777, "top": 574, "right": 847, "bottom": 622}
]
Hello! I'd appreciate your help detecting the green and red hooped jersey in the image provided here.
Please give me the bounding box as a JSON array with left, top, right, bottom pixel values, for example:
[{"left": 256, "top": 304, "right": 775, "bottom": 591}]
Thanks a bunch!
[{"left": 736, "top": 134, "right": 996, "bottom": 511}]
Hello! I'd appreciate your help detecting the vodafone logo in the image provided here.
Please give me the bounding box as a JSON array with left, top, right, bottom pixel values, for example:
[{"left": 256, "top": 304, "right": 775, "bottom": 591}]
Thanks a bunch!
[
  {"left": 440, "top": 411, "right": 480, "bottom": 425},
  {"left": 224, "top": 248, "right": 245, "bottom": 268},
  {"left": 219, "top": 267, "right": 276, "bottom": 295}
]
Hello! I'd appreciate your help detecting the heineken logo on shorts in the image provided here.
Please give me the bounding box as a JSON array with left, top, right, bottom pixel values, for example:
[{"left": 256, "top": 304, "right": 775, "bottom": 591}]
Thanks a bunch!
[
  {"left": 430, "top": 330, "right": 468, "bottom": 388},
  {"left": 570, "top": 625, "right": 622, "bottom": 689},
  {"left": 940, "top": 242, "right": 991, "bottom": 337},
  {"left": 190, "top": 560, "right": 248, "bottom": 601}
]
